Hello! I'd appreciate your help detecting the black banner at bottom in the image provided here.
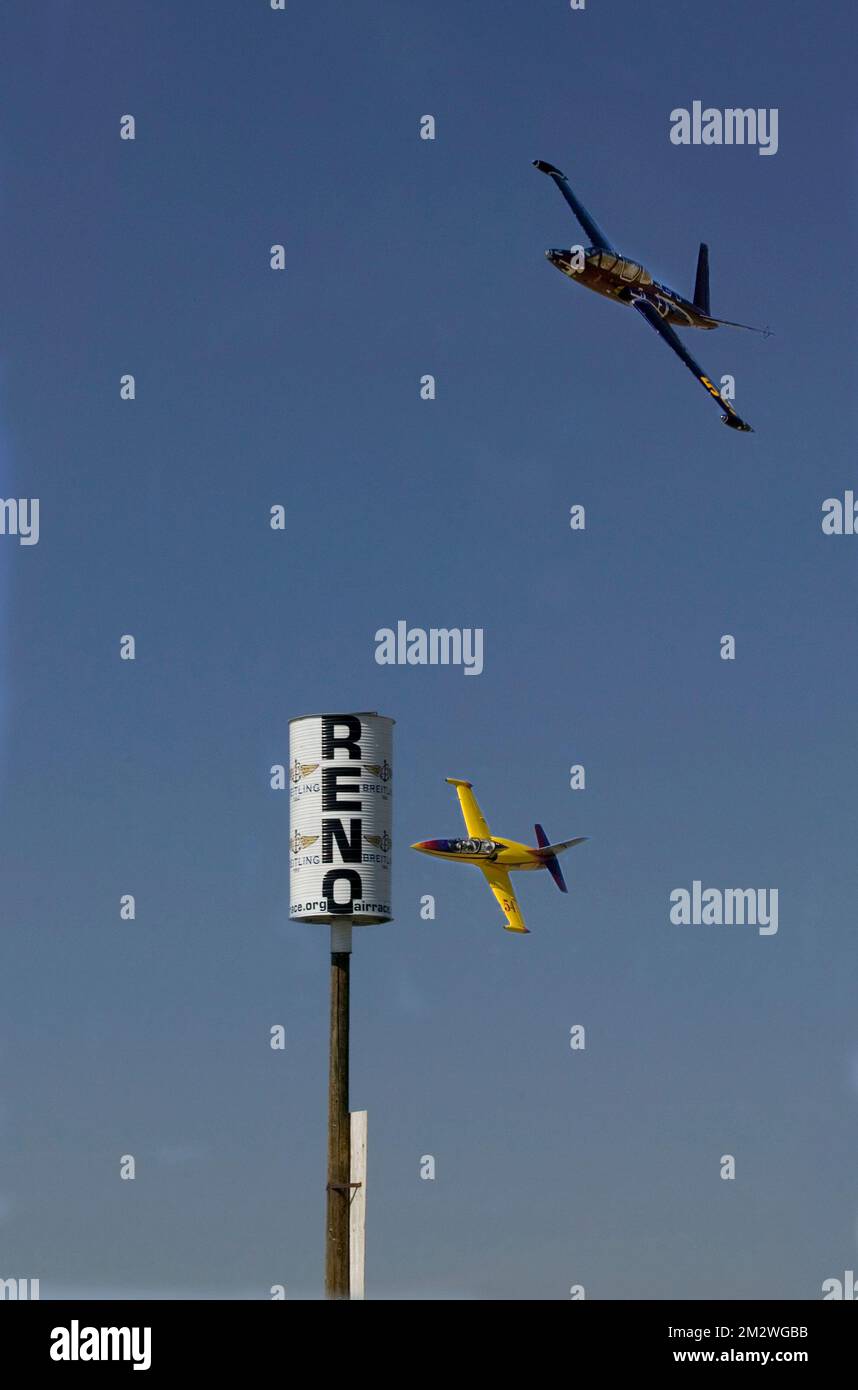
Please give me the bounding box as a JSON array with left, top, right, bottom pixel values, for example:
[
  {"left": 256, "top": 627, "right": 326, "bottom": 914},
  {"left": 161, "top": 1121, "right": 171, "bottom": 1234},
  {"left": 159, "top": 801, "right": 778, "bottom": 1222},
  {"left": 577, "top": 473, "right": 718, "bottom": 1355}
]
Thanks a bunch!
[{"left": 1, "top": 1298, "right": 850, "bottom": 1374}]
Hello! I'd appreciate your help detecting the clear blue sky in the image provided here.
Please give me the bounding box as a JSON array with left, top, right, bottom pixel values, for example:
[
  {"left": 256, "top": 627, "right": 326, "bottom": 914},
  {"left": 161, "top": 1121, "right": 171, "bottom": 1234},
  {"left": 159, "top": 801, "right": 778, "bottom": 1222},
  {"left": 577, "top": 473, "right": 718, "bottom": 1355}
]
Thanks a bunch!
[{"left": 1, "top": 0, "right": 856, "bottom": 1299}]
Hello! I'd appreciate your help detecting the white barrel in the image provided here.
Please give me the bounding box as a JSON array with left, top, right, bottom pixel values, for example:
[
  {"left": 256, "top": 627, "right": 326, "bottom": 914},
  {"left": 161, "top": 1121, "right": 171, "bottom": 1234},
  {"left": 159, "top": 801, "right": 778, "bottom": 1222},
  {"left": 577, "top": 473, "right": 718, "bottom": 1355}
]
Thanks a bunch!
[{"left": 289, "top": 712, "right": 394, "bottom": 925}]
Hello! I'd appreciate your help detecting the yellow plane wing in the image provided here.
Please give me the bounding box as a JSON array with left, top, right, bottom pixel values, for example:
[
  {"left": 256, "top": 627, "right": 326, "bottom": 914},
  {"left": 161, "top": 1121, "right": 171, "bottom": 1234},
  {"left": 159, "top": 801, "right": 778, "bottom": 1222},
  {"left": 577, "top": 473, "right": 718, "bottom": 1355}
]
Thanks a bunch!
[
  {"left": 445, "top": 778, "right": 491, "bottom": 838},
  {"left": 480, "top": 863, "right": 529, "bottom": 934}
]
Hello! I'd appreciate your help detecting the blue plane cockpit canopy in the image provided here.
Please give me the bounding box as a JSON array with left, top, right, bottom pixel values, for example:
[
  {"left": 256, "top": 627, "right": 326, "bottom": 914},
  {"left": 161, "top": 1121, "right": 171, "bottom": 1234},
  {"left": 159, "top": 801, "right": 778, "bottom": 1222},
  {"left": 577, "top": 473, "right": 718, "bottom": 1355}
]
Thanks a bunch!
[{"left": 587, "top": 249, "right": 653, "bottom": 285}]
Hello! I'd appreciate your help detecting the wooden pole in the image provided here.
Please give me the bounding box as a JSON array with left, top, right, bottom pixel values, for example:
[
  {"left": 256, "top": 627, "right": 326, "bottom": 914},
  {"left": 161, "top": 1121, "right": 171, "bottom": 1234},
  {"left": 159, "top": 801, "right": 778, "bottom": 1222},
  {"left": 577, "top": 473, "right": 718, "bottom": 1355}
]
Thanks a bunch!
[{"left": 325, "top": 924, "right": 351, "bottom": 1298}]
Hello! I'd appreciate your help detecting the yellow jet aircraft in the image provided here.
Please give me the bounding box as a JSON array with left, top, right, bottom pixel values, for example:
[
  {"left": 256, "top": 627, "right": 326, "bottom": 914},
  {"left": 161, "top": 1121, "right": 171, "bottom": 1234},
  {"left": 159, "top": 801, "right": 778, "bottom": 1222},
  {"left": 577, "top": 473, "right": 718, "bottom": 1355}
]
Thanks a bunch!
[{"left": 412, "top": 779, "right": 587, "bottom": 934}]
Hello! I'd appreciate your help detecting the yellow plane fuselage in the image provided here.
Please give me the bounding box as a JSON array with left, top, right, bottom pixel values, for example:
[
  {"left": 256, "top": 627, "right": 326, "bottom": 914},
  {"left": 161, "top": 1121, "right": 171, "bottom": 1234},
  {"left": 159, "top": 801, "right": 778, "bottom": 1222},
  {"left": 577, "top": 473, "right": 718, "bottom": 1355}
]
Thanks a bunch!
[{"left": 411, "top": 837, "right": 542, "bottom": 869}]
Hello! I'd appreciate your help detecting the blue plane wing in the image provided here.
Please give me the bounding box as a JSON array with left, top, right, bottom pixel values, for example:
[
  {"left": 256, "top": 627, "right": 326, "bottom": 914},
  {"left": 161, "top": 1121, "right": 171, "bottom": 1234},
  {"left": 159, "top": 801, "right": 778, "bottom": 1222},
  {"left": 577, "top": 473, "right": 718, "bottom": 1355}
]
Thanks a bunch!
[
  {"left": 533, "top": 160, "right": 616, "bottom": 252},
  {"left": 632, "top": 298, "right": 753, "bottom": 432}
]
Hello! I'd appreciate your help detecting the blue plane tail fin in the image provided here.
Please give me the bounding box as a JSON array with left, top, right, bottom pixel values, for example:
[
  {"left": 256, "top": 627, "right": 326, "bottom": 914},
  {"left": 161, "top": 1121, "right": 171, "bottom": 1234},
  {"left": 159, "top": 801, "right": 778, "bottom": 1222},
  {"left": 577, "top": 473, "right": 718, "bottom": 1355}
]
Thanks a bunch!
[{"left": 693, "top": 242, "right": 710, "bottom": 315}]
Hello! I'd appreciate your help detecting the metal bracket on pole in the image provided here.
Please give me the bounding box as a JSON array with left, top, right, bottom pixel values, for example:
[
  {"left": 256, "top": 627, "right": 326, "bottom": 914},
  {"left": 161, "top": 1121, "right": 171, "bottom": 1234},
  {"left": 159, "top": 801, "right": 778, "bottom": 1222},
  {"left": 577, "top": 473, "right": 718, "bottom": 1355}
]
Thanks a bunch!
[{"left": 331, "top": 923, "right": 353, "bottom": 954}]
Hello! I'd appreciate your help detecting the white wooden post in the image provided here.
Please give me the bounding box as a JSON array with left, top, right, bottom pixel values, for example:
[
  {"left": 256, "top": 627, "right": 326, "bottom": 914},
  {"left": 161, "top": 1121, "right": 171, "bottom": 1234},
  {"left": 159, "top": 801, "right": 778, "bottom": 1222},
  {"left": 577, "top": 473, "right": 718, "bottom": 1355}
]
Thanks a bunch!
[{"left": 349, "top": 1109, "right": 367, "bottom": 1299}]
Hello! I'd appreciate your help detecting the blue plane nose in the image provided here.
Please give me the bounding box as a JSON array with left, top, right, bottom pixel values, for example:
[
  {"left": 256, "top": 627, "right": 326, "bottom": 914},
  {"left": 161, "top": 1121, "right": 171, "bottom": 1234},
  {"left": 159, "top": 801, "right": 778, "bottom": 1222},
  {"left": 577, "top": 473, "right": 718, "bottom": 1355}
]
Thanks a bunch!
[{"left": 411, "top": 839, "right": 454, "bottom": 853}]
